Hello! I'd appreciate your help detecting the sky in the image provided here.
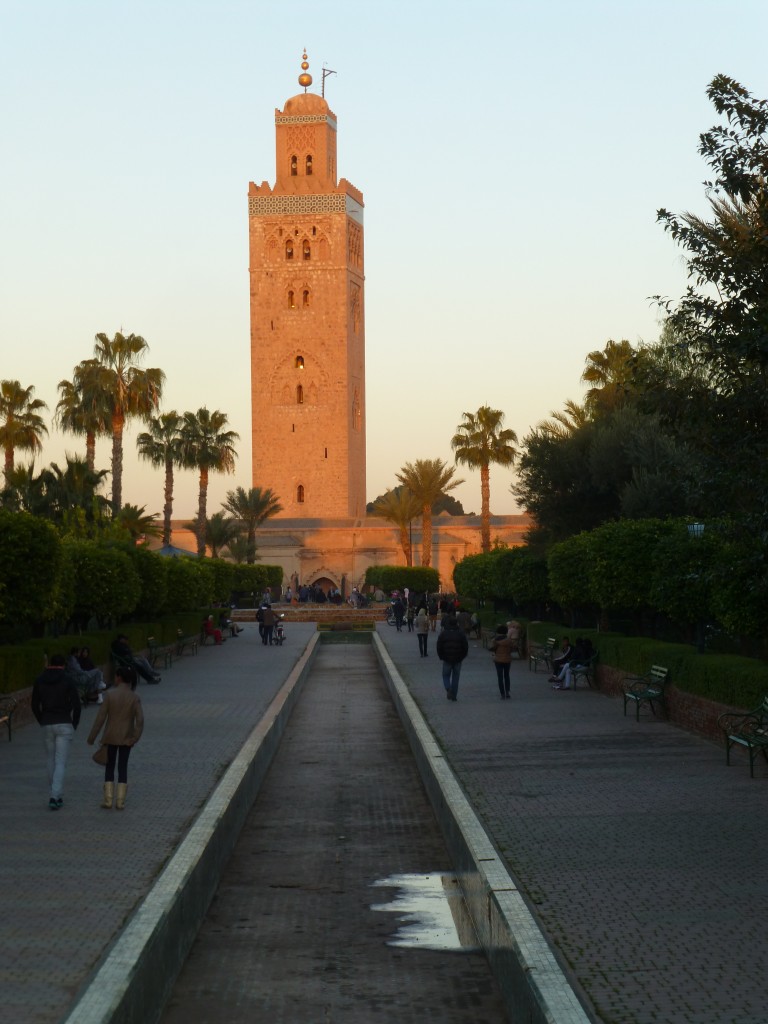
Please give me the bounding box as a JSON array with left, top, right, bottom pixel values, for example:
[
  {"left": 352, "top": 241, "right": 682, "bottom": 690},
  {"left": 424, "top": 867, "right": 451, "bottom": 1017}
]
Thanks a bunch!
[{"left": 1, "top": 0, "right": 767, "bottom": 522}]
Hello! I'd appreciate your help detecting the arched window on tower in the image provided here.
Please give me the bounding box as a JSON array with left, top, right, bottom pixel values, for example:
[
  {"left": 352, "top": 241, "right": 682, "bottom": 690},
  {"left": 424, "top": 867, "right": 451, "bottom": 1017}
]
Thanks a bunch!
[
  {"left": 296, "top": 384, "right": 304, "bottom": 404},
  {"left": 297, "top": 484, "right": 305, "bottom": 503},
  {"left": 285, "top": 240, "right": 293, "bottom": 260},
  {"left": 302, "top": 289, "right": 310, "bottom": 308},
  {"left": 302, "top": 240, "right": 311, "bottom": 261},
  {"left": 287, "top": 290, "right": 295, "bottom": 309},
  {"left": 306, "top": 155, "right": 313, "bottom": 176},
  {"left": 290, "top": 155, "right": 297, "bottom": 176},
  {"left": 295, "top": 355, "right": 305, "bottom": 369}
]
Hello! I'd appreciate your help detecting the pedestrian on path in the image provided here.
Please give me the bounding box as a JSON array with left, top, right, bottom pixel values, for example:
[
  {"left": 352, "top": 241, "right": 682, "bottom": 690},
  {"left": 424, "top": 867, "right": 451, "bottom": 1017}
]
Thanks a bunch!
[
  {"left": 87, "top": 665, "right": 144, "bottom": 810},
  {"left": 415, "top": 606, "right": 430, "bottom": 657},
  {"left": 489, "top": 625, "right": 514, "bottom": 699},
  {"left": 436, "top": 616, "right": 468, "bottom": 701},
  {"left": 31, "top": 654, "right": 81, "bottom": 810}
]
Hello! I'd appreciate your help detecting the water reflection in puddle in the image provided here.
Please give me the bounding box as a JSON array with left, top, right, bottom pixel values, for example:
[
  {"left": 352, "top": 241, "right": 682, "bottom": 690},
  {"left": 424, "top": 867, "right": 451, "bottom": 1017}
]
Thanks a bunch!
[{"left": 371, "top": 873, "right": 480, "bottom": 951}]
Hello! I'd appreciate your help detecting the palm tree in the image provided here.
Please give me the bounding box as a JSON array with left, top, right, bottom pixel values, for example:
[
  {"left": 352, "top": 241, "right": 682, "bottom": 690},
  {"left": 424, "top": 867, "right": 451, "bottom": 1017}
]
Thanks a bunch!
[
  {"left": 581, "top": 339, "right": 638, "bottom": 415},
  {"left": 222, "top": 486, "right": 283, "bottom": 564},
  {"left": 539, "top": 399, "right": 590, "bottom": 439},
  {"left": 92, "top": 331, "right": 165, "bottom": 513},
  {"left": 114, "top": 503, "right": 162, "bottom": 541},
  {"left": 136, "top": 412, "right": 184, "bottom": 547},
  {"left": 451, "top": 406, "right": 518, "bottom": 554},
  {"left": 38, "top": 456, "right": 110, "bottom": 524},
  {"left": 204, "top": 512, "right": 241, "bottom": 558},
  {"left": 0, "top": 380, "right": 48, "bottom": 484},
  {"left": 370, "top": 486, "right": 421, "bottom": 566},
  {"left": 396, "top": 458, "right": 464, "bottom": 568},
  {"left": 224, "top": 533, "right": 251, "bottom": 564},
  {"left": 55, "top": 359, "right": 111, "bottom": 471},
  {"left": 1, "top": 462, "right": 45, "bottom": 513},
  {"left": 181, "top": 407, "right": 239, "bottom": 557}
]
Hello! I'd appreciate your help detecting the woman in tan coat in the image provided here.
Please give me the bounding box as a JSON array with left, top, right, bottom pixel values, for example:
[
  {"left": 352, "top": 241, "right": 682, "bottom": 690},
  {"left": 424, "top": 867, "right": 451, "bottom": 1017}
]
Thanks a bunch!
[{"left": 87, "top": 665, "right": 144, "bottom": 810}]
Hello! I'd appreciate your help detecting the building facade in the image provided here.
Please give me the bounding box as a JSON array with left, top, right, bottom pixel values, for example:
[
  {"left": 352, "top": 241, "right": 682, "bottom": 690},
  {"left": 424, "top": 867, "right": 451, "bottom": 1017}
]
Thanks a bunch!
[{"left": 248, "top": 56, "right": 366, "bottom": 518}]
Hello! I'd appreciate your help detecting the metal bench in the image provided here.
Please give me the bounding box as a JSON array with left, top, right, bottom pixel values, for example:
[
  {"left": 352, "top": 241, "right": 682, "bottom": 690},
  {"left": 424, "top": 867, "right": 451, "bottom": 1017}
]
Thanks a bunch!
[
  {"left": 176, "top": 630, "right": 199, "bottom": 656},
  {"left": 717, "top": 695, "right": 768, "bottom": 778},
  {"left": 570, "top": 651, "right": 599, "bottom": 689},
  {"left": 147, "top": 636, "right": 174, "bottom": 670},
  {"left": 0, "top": 696, "right": 16, "bottom": 741},
  {"left": 623, "top": 665, "right": 669, "bottom": 721},
  {"left": 529, "top": 637, "right": 557, "bottom": 673}
]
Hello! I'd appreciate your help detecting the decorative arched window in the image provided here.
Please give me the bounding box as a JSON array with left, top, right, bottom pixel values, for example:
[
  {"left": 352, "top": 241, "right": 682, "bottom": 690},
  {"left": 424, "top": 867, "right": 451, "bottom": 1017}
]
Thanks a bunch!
[
  {"left": 306, "top": 155, "right": 313, "bottom": 176},
  {"left": 295, "top": 355, "right": 305, "bottom": 369},
  {"left": 302, "top": 240, "right": 311, "bottom": 260},
  {"left": 285, "top": 240, "right": 293, "bottom": 260},
  {"left": 290, "top": 155, "right": 297, "bottom": 176},
  {"left": 287, "top": 290, "right": 295, "bottom": 309},
  {"left": 296, "top": 384, "right": 304, "bottom": 404},
  {"left": 302, "top": 289, "right": 310, "bottom": 308},
  {"left": 297, "top": 484, "right": 305, "bottom": 503}
]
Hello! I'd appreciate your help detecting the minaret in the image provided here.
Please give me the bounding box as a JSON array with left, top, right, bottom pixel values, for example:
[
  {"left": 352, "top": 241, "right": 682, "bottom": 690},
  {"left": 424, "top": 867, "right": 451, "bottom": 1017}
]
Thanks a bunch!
[{"left": 248, "top": 53, "right": 366, "bottom": 518}]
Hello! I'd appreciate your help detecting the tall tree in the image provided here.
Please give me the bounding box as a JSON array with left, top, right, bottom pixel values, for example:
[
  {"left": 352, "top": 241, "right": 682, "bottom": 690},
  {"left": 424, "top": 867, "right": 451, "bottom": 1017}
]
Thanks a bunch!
[
  {"left": 181, "top": 408, "right": 239, "bottom": 557},
  {"left": 539, "top": 399, "right": 590, "bottom": 440},
  {"left": 55, "top": 359, "right": 111, "bottom": 471},
  {"left": 451, "top": 406, "right": 517, "bottom": 553},
  {"left": 222, "top": 486, "right": 282, "bottom": 564},
  {"left": 0, "top": 380, "right": 48, "bottom": 484},
  {"left": 581, "top": 339, "right": 644, "bottom": 416},
  {"left": 136, "top": 411, "right": 184, "bottom": 547},
  {"left": 370, "top": 486, "right": 422, "bottom": 565},
  {"left": 205, "top": 512, "right": 242, "bottom": 559},
  {"left": 396, "top": 458, "right": 464, "bottom": 568},
  {"left": 38, "top": 455, "right": 110, "bottom": 526},
  {"left": 92, "top": 331, "right": 165, "bottom": 513}
]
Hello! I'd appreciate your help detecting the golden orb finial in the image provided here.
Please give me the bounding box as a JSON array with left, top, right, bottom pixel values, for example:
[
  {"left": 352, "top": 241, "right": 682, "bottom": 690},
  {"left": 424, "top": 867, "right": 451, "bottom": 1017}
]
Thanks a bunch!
[{"left": 298, "top": 49, "right": 312, "bottom": 90}]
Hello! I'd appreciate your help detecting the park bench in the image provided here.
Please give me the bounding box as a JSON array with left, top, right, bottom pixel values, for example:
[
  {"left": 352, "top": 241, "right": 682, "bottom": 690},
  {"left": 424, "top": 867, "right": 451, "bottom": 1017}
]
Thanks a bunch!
[
  {"left": 147, "top": 636, "right": 174, "bottom": 671},
  {"left": 570, "top": 651, "right": 599, "bottom": 689},
  {"left": 717, "top": 695, "right": 768, "bottom": 778},
  {"left": 0, "top": 696, "right": 16, "bottom": 741},
  {"left": 529, "top": 637, "right": 557, "bottom": 673},
  {"left": 176, "top": 629, "right": 199, "bottom": 657},
  {"left": 623, "top": 665, "right": 669, "bottom": 721}
]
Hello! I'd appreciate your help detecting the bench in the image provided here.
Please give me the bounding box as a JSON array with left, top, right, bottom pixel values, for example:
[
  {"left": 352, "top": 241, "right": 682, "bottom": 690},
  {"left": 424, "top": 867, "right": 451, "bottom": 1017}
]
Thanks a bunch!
[
  {"left": 0, "top": 696, "right": 16, "bottom": 741},
  {"left": 176, "top": 629, "right": 199, "bottom": 656},
  {"left": 529, "top": 637, "right": 557, "bottom": 673},
  {"left": 717, "top": 696, "right": 768, "bottom": 778},
  {"left": 570, "top": 651, "right": 599, "bottom": 689},
  {"left": 623, "top": 665, "right": 669, "bottom": 721},
  {"left": 147, "top": 636, "right": 174, "bottom": 670}
]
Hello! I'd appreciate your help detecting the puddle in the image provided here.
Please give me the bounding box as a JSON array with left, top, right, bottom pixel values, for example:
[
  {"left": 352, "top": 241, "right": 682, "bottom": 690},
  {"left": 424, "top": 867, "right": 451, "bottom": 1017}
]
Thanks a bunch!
[{"left": 371, "top": 872, "right": 480, "bottom": 951}]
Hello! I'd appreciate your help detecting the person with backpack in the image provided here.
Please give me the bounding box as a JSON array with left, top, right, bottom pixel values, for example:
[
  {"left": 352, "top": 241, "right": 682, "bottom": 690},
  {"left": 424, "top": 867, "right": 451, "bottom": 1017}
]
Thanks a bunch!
[{"left": 436, "top": 616, "right": 469, "bottom": 702}]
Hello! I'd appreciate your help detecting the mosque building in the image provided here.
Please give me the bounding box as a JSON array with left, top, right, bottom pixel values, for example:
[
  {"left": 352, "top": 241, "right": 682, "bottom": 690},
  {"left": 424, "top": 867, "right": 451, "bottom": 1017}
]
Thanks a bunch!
[{"left": 237, "top": 55, "right": 527, "bottom": 593}]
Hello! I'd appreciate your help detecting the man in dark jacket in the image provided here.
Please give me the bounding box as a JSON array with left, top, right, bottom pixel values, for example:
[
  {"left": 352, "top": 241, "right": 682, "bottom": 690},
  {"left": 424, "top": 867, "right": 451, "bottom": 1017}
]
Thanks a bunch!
[
  {"left": 31, "top": 654, "right": 81, "bottom": 810},
  {"left": 435, "top": 616, "right": 469, "bottom": 701}
]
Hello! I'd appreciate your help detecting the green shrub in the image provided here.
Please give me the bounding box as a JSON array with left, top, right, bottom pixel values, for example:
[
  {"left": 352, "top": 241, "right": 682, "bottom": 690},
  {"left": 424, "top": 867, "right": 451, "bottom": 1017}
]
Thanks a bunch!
[
  {"left": 0, "top": 510, "right": 63, "bottom": 628},
  {"left": 365, "top": 565, "right": 440, "bottom": 595}
]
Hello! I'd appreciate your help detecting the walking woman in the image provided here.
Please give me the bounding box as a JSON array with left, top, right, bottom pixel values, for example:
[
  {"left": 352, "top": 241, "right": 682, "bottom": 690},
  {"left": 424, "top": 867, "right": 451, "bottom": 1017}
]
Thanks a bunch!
[
  {"left": 415, "top": 606, "right": 430, "bottom": 657},
  {"left": 489, "top": 625, "right": 514, "bottom": 699},
  {"left": 87, "top": 665, "right": 144, "bottom": 810}
]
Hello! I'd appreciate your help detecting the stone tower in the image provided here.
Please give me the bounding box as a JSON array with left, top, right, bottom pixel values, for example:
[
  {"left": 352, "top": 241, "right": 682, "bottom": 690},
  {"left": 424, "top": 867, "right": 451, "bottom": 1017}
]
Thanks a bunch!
[{"left": 248, "top": 55, "right": 366, "bottom": 518}]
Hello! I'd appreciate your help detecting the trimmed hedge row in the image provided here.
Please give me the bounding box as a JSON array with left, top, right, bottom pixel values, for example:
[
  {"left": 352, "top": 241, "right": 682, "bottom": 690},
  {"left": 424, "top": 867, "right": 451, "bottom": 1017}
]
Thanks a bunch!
[{"left": 527, "top": 622, "right": 768, "bottom": 709}]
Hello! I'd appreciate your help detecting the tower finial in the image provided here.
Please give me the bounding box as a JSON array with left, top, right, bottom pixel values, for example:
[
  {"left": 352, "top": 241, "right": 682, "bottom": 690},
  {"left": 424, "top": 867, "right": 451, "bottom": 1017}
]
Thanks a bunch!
[{"left": 298, "top": 50, "right": 312, "bottom": 92}]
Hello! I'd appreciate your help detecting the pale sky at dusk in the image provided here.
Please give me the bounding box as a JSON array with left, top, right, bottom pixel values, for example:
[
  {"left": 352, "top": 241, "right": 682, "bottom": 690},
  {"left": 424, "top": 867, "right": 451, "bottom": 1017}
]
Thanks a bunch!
[{"left": 1, "top": 0, "right": 767, "bottom": 522}]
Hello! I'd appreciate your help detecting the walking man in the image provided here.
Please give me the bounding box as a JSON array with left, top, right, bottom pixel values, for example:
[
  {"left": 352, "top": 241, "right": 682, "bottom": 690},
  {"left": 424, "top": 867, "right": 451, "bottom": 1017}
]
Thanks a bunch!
[
  {"left": 31, "top": 654, "right": 81, "bottom": 810},
  {"left": 436, "top": 615, "right": 469, "bottom": 702}
]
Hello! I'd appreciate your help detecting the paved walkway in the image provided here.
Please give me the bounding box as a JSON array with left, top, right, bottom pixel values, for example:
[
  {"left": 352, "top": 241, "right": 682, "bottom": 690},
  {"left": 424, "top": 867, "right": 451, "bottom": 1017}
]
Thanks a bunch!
[{"left": 1, "top": 622, "right": 765, "bottom": 1024}]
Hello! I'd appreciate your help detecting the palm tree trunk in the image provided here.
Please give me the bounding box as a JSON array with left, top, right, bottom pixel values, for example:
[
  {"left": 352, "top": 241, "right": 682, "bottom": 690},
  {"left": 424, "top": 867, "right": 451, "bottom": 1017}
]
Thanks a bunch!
[
  {"left": 111, "top": 414, "right": 124, "bottom": 513},
  {"left": 422, "top": 504, "right": 432, "bottom": 567},
  {"left": 163, "top": 457, "right": 174, "bottom": 547},
  {"left": 399, "top": 524, "right": 411, "bottom": 566},
  {"left": 85, "top": 432, "right": 96, "bottom": 472},
  {"left": 247, "top": 525, "right": 256, "bottom": 564},
  {"left": 480, "top": 463, "right": 491, "bottom": 553},
  {"left": 4, "top": 444, "right": 13, "bottom": 483},
  {"left": 197, "top": 468, "right": 209, "bottom": 557}
]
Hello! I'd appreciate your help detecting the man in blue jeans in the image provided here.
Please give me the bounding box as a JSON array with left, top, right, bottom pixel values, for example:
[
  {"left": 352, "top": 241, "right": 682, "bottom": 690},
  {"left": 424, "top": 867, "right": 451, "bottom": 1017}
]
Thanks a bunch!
[
  {"left": 31, "top": 654, "right": 81, "bottom": 810},
  {"left": 436, "top": 616, "right": 469, "bottom": 701}
]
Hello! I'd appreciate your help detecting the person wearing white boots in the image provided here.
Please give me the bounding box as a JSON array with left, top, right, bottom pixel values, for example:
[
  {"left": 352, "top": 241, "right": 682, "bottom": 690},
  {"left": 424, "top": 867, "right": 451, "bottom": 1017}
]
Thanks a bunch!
[{"left": 87, "top": 665, "right": 144, "bottom": 809}]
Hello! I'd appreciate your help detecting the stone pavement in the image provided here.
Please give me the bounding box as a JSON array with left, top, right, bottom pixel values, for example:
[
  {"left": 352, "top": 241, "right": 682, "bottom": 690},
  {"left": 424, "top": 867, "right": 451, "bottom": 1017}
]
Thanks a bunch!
[
  {"left": 1, "top": 620, "right": 765, "bottom": 1024},
  {"left": 375, "top": 623, "right": 767, "bottom": 1024}
]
